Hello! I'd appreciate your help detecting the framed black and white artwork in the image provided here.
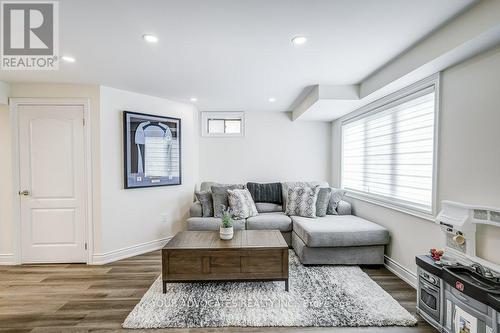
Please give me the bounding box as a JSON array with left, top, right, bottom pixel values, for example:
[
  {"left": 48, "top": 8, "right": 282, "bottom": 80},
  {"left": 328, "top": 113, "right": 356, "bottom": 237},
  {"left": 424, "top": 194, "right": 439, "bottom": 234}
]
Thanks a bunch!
[{"left": 123, "top": 111, "right": 181, "bottom": 189}]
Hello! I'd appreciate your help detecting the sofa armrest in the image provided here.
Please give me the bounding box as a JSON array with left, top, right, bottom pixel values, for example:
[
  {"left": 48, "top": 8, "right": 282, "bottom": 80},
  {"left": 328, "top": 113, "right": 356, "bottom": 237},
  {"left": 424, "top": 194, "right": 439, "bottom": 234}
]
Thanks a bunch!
[
  {"left": 336, "top": 200, "right": 352, "bottom": 215},
  {"left": 189, "top": 201, "right": 203, "bottom": 217}
]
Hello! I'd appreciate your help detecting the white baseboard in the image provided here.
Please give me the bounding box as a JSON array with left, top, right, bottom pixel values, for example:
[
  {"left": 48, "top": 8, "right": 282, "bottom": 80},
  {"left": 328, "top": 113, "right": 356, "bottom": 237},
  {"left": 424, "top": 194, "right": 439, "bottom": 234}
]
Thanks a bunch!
[
  {"left": 0, "top": 253, "right": 16, "bottom": 265},
  {"left": 384, "top": 255, "right": 417, "bottom": 289},
  {"left": 91, "top": 237, "right": 172, "bottom": 265}
]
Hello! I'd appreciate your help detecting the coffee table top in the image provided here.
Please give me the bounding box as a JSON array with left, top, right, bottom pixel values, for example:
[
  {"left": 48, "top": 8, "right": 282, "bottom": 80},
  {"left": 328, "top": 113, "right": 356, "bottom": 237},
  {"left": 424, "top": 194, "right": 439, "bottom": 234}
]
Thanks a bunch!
[{"left": 163, "top": 230, "right": 288, "bottom": 250}]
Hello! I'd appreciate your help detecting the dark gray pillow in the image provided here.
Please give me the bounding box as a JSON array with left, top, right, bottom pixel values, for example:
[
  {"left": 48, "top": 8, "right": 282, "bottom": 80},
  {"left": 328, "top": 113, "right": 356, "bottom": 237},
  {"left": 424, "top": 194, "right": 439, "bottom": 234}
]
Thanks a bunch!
[
  {"left": 246, "top": 182, "right": 282, "bottom": 204},
  {"left": 316, "top": 187, "right": 332, "bottom": 217},
  {"left": 195, "top": 191, "right": 213, "bottom": 217},
  {"left": 212, "top": 184, "right": 244, "bottom": 217},
  {"left": 327, "top": 188, "right": 346, "bottom": 215}
]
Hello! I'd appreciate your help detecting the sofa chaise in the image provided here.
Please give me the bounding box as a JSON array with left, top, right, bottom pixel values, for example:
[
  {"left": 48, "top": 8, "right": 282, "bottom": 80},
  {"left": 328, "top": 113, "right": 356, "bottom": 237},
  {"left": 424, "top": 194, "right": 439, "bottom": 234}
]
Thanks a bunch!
[{"left": 187, "top": 181, "right": 390, "bottom": 265}]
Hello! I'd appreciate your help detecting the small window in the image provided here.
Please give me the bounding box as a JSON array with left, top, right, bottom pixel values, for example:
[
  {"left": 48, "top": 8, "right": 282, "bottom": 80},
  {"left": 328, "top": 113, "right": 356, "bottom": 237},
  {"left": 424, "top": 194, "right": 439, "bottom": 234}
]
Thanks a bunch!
[{"left": 202, "top": 112, "right": 244, "bottom": 137}]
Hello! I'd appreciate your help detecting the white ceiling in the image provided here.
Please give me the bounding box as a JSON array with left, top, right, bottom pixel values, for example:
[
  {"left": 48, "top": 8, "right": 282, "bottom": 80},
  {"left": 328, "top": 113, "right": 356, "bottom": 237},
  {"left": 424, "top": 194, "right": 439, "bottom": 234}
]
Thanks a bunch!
[{"left": 0, "top": 0, "right": 474, "bottom": 115}]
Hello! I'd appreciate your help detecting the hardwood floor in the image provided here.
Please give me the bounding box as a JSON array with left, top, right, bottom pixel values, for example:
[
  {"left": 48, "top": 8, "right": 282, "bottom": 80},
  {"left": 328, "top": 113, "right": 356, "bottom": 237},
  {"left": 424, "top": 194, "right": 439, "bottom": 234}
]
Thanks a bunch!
[{"left": 0, "top": 250, "right": 436, "bottom": 333}]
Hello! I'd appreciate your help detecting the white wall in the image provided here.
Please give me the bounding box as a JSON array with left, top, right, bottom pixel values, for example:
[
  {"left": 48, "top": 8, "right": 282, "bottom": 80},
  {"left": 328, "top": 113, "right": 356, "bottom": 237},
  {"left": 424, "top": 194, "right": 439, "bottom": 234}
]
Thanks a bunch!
[
  {"left": 199, "top": 112, "right": 331, "bottom": 184},
  {"left": 98, "top": 86, "right": 199, "bottom": 255},
  {"left": 331, "top": 45, "right": 500, "bottom": 274},
  {"left": 0, "top": 84, "right": 199, "bottom": 263}
]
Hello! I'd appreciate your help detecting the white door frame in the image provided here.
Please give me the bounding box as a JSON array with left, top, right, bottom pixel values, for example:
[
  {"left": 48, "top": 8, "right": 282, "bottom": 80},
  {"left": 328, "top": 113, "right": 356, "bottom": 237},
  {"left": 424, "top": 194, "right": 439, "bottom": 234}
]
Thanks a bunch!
[{"left": 10, "top": 98, "right": 93, "bottom": 264}]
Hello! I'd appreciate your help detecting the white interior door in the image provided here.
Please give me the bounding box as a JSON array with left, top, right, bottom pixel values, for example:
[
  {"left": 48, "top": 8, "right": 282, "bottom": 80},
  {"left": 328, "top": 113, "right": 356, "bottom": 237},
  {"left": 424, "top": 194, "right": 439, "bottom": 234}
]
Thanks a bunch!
[{"left": 18, "top": 104, "right": 87, "bottom": 263}]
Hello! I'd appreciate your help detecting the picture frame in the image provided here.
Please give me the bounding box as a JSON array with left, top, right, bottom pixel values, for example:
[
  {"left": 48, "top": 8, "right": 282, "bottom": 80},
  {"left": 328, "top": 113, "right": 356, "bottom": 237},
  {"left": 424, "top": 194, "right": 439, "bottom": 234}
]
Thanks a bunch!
[{"left": 123, "top": 111, "right": 182, "bottom": 189}]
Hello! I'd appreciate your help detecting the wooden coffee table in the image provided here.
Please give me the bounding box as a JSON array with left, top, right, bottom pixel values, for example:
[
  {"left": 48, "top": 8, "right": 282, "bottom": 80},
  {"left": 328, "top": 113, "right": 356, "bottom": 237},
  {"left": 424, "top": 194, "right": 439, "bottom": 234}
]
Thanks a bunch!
[{"left": 161, "top": 230, "right": 289, "bottom": 293}]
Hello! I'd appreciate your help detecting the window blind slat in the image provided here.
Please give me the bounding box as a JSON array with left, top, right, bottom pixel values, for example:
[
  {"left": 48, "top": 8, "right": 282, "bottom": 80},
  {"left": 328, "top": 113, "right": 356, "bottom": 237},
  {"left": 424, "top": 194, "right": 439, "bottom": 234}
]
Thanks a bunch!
[
  {"left": 343, "top": 105, "right": 433, "bottom": 135},
  {"left": 343, "top": 118, "right": 434, "bottom": 145},
  {"left": 341, "top": 89, "right": 435, "bottom": 213}
]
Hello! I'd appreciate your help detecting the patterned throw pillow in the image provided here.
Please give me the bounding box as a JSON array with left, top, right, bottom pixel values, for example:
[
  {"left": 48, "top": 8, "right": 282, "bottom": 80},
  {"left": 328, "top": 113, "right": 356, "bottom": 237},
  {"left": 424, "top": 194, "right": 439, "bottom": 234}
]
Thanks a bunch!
[
  {"left": 327, "top": 188, "right": 346, "bottom": 215},
  {"left": 195, "top": 191, "right": 213, "bottom": 217},
  {"left": 285, "top": 186, "right": 320, "bottom": 218},
  {"left": 212, "top": 184, "right": 245, "bottom": 217},
  {"left": 281, "top": 181, "right": 329, "bottom": 212},
  {"left": 227, "top": 189, "right": 258, "bottom": 220}
]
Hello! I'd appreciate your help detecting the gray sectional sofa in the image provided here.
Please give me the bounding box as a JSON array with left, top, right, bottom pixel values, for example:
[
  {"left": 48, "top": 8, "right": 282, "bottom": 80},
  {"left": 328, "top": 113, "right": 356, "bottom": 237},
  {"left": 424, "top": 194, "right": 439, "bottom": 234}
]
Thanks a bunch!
[{"left": 187, "top": 182, "right": 390, "bottom": 265}]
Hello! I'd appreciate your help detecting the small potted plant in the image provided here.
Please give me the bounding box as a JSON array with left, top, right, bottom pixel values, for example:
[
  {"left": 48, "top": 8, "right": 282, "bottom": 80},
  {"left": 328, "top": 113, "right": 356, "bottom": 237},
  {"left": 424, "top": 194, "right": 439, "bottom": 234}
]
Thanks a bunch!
[{"left": 220, "top": 206, "right": 234, "bottom": 240}]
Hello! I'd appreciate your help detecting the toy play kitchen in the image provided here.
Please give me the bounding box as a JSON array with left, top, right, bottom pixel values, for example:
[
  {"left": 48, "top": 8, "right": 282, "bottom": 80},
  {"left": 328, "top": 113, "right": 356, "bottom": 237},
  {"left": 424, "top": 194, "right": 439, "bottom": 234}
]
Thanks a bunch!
[{"left": 416, "top": 201, "right": 500, "bottom": 333}]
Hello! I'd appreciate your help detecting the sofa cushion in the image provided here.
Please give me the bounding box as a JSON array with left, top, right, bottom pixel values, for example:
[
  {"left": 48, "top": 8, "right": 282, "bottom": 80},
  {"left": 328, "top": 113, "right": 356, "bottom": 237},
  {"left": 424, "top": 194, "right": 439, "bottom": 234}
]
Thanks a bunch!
[
  {"left": 200, "top": 182, "right": 232, "bottom": 192},
  {"left": 292, "top": 215, "right": 389, "bottom": 247},
  {"left": 246, "top": 212, "right": 292, "bottom": 232},
  {"left": 255, "top": 202, "right": 283, "bottom": 213},
  {"left": 186, "top": 217, "right": 245, "bottom": 231},
  {"left": 212, "top": 184, "right": 245, "bottom": 217},
  {"left": 246, "top": 182, "right": 282, "bottom": 204}
]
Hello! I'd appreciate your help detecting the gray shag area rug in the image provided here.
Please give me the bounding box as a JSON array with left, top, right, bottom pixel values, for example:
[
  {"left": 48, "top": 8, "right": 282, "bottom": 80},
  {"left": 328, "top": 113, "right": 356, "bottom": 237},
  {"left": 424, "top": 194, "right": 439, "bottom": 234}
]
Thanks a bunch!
[{"left": 123, "top": 251, "right": 416, "bottom": 328}]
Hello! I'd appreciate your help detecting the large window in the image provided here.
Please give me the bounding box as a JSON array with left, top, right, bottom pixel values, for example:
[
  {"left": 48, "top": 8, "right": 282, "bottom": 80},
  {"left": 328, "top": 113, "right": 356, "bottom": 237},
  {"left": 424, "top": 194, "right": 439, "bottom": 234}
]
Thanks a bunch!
[{"left": 341, "top": 80, "right": 438, "bottom": 216}]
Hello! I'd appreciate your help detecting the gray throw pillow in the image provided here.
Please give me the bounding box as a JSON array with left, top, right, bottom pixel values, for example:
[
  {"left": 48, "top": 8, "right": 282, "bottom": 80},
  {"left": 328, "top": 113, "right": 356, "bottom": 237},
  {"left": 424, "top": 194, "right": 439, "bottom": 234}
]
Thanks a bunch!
[
  {"left": 327, "top": 188, "right": 346, "bottom": 215},
  {"left": 316, "top": 187, "right": 332, "bottom": 217},
  {"left": 195, "top": 191, "right": 213, "bottom": 217},
  {"left": 212, "top": 184, "right": 244, "bottom": 217},
  {"left": 285, "top": 186, "right": 320, "bottom": 218},
  {"left": 227, "top": 188, "right": 258, "bottom": 220}
]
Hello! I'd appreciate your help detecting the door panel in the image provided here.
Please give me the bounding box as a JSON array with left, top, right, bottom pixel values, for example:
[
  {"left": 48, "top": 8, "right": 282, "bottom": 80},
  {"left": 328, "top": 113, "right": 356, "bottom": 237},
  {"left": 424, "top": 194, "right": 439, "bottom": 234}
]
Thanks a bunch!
[
  {"left": 19, "top": 105, "right": 86, "bottom": 263},
  {"left": 31, "top": 208, "right": 76, "bottom": 245},
  {"left": 30, "top": 118, "right": 75, "bottom": 198}
]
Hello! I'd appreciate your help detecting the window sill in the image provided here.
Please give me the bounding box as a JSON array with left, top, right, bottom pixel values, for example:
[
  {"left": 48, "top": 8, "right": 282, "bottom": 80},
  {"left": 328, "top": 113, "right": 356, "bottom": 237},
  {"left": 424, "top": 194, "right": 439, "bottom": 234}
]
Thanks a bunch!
[
  {"left": 345, "top": 191, "right": 436, "bottom": 222},
  {"left": 201, "top": 133, "right": 244, "bottom": 138}
]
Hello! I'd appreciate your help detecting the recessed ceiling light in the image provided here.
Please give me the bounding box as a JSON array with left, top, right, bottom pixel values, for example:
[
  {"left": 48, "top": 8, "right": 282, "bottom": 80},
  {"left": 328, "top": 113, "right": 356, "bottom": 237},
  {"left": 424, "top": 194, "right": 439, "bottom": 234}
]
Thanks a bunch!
[
  {"left": 61, "top": 56, "right": 76, "bottom": 63},
  {"left": 268, "top": 97, "right": 276, "bottom": 103},
  {"left": 190, "top": 97, "right": 197, "bottom": 102},
  {"left": 291, "top": 36, "right": 307, "bottom": 45},
  {"left": 142, "top": 34, "right": 158, "bottom": 43}
]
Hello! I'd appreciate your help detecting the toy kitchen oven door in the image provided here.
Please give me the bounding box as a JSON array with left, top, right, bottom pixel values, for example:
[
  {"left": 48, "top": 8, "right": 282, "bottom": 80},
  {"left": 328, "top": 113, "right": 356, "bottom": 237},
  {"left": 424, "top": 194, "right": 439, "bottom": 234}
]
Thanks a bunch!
[{"left": 444, "top": 301, "right": 492, "bottom": 333}]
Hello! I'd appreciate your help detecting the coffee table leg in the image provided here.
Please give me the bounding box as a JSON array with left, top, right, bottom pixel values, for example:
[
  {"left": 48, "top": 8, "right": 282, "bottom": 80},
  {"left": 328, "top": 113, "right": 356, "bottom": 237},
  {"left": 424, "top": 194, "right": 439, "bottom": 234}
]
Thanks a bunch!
[
  {"left": 162, "top": 281, "right": 167, "bottom": 294},
  {"left": 285, "top": 279, "right": 289, "bottom": 292}
]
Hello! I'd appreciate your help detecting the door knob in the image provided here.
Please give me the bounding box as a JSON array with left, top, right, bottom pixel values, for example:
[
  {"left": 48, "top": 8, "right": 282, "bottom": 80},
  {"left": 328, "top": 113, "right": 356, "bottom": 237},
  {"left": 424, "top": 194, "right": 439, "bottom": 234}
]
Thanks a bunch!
[{"left": 18, "top": 190, "right": 30, "bottom": 196}]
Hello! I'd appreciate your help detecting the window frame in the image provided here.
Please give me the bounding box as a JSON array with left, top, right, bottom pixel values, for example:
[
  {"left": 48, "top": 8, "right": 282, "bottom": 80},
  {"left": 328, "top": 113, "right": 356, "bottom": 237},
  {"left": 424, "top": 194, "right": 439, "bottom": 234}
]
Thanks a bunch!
[
  {"left": 201, "top": 111, "right": 245, "bottom": 137},
  {"left": 340, "top": 74, "right": 440, "bottom": 221}
]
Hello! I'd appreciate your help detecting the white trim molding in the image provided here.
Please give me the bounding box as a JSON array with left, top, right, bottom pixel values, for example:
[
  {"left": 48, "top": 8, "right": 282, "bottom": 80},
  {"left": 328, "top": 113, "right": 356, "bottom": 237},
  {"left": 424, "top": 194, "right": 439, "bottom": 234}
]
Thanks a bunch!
[
  {"left": 92, "top": 237, "right": 172, "bottom": 265},
  {"left": 384, "top": 255, "right": 417, "bottom": 289},
  {"left": 346, "top": 192, "right": 435, "bottom": 222},
  {"left": 0, "top": 254, "right": 16, "bottom": 265}
]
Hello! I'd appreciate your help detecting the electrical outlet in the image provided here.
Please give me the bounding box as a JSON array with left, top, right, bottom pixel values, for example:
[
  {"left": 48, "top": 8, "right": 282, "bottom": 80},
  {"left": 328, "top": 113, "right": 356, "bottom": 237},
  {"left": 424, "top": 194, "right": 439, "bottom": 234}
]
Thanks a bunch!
[{"left": 161, "top": 214, "right": 168, "bottom": 223}]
